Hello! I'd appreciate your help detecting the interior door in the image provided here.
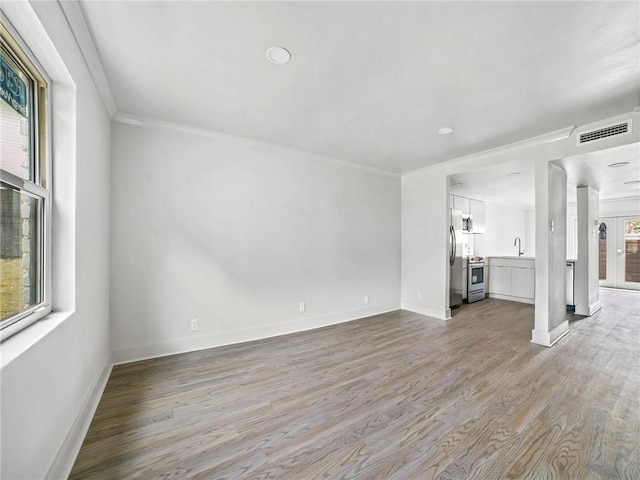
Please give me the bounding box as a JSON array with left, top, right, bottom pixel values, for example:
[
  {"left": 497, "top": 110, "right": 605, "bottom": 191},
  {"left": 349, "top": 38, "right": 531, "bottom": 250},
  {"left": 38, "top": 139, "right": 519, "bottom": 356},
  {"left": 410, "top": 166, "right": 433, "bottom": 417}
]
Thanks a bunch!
[{"left": 599, "top": 216, "right": 640, "bottom": 290}]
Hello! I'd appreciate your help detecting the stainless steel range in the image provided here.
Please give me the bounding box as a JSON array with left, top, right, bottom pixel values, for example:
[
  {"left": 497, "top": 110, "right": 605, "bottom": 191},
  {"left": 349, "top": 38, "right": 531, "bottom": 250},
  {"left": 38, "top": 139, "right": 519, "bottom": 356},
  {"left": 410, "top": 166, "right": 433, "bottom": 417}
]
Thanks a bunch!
[{"left": 467, "top": 257, "right": 485, "bottom": 303}]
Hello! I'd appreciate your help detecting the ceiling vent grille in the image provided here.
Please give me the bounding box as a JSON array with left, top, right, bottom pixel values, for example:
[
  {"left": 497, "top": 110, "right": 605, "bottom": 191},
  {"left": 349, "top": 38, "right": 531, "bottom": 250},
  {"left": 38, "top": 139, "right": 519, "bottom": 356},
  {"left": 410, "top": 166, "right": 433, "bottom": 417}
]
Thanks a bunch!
[{"left": 577, "top": 119, "right": 632, "bottom": 146}]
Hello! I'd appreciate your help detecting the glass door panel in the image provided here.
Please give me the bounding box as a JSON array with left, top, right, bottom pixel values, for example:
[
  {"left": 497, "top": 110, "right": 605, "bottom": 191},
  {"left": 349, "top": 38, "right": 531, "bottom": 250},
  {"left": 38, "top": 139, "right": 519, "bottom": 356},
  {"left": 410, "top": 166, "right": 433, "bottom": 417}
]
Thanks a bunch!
[
  {"left": 623, "top": 219, "right": 640, "bottom": 285},
  {"left": 599, "top": 217, "right": 640, "bottom": 290},
  {"left": 599, "top": 228, "right": 607, "bottom": 280}
]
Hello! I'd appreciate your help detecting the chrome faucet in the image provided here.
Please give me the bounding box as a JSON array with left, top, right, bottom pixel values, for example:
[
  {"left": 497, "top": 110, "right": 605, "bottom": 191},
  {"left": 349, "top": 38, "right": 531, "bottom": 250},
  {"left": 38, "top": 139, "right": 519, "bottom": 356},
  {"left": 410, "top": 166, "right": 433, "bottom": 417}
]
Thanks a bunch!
[{"left": 514, "top": 236, "right": 524, "bottom": 257}]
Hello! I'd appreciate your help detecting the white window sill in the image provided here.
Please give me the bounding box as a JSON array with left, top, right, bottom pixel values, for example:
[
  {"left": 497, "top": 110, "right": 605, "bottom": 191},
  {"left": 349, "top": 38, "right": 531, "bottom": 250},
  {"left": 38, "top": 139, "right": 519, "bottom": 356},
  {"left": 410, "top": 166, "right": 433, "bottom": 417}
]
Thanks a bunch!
[{"left": 1, "top": 310, "right": 73, "bottom": 369}]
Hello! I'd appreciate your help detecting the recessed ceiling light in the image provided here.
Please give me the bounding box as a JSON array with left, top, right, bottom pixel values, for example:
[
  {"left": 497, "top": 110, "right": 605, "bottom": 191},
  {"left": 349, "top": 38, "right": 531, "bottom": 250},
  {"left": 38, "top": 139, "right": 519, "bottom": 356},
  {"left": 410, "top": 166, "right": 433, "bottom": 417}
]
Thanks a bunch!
[
  {"left": 438, "top": 127, "right": 454, "bottom": 135},
  {"left": 608, "top": 162, "right": 630, "bottom": 168},
  {"left": 452, "top": 183, "right": 463, "bottom": 187},
  {"left": 266, "top": 46, "right": 291, "bottom": 65},
  {"left": 623, "top": 180, "right": 640, "bottom": 185},
  {"left": 507, "top": 172, "right": 521, "bottom": 177}
]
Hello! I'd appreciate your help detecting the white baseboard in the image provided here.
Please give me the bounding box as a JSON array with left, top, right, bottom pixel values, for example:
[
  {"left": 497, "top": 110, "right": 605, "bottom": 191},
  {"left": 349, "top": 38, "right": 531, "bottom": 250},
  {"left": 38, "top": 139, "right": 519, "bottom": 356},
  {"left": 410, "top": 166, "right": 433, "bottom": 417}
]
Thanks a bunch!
[
  {"left": 575, "top": 299, "right": 602, "bottom": 316},
  {"left": 588, "top": 300, "right": 602, "bottom": 316},
  {"left": 531, "top": 320, "right": 569, "bottom": 347},
  {"left": 113, "top": 303, "right": 400, "bottom": 365},
  {"left": 488, "top": 293, "right": 535, "bottom": 305},
  {"left": 46, "top": 359, "right": 112, "bottom": 480},
  {"left": 400, "top": 301, "right": 449, "bottom": 320}
]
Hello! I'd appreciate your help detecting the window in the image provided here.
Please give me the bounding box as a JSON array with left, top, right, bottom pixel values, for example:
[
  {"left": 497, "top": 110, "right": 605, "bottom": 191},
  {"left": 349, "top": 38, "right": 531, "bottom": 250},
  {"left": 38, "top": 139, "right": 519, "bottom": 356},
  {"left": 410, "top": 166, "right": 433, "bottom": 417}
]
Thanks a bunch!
[{"left": 1, "top": 22, "right": 51, "bottom": 339}]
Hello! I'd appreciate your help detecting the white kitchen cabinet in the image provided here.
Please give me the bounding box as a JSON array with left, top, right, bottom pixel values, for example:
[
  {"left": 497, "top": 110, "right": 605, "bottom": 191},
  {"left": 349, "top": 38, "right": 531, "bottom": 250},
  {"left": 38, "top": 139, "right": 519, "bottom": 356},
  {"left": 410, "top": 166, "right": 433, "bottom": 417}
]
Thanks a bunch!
[
  {"left": 511, "top": 267, "right": 535, "bottom": 299},
  {"left": 461, "top": 197, "right": 470, "bottom": 215},
  {"left": 453, "top": 195, "right": 470, "bottom": 215},
  {"left": 452, "top": 195, "right": 484, "bottom": 233},
  {"left": 488, "top": 257, "right": 535, "bottom": 304},
  {"left": 489, "top": 265, "right": 511, "bottom": 296},
  {"left": 453, "top": 195, "right": 461, "bottom": 211},
  {"left": 469, "top": 199, "right": 486, "bottom": 234}
]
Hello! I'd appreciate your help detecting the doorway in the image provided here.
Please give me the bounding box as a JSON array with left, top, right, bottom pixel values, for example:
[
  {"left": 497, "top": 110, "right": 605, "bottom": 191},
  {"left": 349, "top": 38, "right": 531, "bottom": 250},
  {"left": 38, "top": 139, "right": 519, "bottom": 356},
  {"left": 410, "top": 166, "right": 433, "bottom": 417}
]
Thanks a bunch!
[{"left": 599, "top": 216, "right": 640, "bottom": 290}]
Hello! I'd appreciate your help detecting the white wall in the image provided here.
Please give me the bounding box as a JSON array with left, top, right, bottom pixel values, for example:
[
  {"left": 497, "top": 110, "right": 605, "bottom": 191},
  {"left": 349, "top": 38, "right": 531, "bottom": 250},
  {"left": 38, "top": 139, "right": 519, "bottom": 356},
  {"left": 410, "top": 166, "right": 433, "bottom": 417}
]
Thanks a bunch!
[
  {"left": 599, "top": 196, "right": 640, "bottom": 217},
  {"left": 0, "top": 2, "right": 112, "bottom": 479},
  {"left": 525, "top": 208, "right": 536, "bottom": 257},
  {"left": 547, "top": 164, "right": 568, "bottom": 332},
  {"left": 575, "top": 186, "right": 600, "bottom": 316},
  {"left": 401, "top": 170, "right": 449, "bottom": 319},
  {"left": 473, "top": 202, "right": 529, "bottom": 257},
  {"left": 533, "top": 158, "right": 570, "bottom": 347},
  {"left": 110, "top": 119, "right": 401, "bottom": 363}
]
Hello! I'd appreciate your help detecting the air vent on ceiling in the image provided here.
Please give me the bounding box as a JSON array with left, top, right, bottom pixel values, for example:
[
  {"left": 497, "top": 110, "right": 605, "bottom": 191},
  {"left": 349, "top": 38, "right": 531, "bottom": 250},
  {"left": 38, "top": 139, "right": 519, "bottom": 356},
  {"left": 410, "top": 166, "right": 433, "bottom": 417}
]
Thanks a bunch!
[{"left": 577, "top": 119, "right": 632, "bottom": 146}]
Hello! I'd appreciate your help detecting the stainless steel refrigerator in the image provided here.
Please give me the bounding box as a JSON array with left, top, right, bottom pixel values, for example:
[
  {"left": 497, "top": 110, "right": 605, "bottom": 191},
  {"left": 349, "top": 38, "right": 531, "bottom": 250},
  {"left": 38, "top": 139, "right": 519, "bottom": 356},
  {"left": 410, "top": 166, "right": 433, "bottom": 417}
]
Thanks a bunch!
[{"left": 449, "top": 209, "right": 463, "bottom": 308}]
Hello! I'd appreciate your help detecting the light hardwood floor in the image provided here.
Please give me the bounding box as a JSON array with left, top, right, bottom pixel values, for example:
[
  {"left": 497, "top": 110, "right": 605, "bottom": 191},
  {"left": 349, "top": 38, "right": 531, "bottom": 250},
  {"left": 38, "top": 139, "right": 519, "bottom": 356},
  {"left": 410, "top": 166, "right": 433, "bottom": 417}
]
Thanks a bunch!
[{"left": 71, "top": 289, "right": 639, "bottom": 479}]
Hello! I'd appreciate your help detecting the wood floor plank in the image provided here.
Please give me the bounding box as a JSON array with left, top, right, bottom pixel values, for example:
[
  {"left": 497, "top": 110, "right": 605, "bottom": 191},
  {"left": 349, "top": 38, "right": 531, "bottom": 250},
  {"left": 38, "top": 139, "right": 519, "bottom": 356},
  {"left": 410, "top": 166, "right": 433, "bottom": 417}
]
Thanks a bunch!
[{"left": 70, "top": 289, "right": 640, "bottom": 479}]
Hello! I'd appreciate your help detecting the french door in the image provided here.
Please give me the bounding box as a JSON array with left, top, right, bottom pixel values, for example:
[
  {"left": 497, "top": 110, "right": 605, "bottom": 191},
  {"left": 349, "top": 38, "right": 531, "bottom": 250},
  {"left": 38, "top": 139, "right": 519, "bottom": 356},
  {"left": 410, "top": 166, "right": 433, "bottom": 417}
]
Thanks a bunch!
[{"left": 599, "top": 216, "right": 640, "bottom": 290}]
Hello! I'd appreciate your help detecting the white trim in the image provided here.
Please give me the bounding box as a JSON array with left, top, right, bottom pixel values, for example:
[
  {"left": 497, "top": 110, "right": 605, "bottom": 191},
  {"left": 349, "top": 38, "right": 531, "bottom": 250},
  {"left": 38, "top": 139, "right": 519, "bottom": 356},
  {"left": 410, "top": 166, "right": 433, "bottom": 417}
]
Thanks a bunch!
[
  {"left": 0, "top": 311, "right": 72, "bottom": 368},
  {"left": 403, "top": 126, "right": 576, "bottom": 176},
  {"left": 400, "top": 301, "right": 449, "bottom": 321},
  {"left": 46, "top": 360, "right": 112, "bottom": 480},
  {"left": 1, "top": 0, "right": 78, "bottom": 321},
  {"left": 1, "top": 2, "right": 73, "bottom": 85},
  {"left": 1, "top": 10, "right": 54, "bottom": 340},
  {"left": 487, "top": 293, "right": 535, "bottom": 305},
  {"left": 568, "top": 196, "right": 640, "bottom": 218},
  {"left": 57, "top": 0, "right": 116, "bottom": 116},
  {"left": 587, "top": 300, "right": 602, "bottom": 316},
  {"left": 113, "top": 112, "right": 400, "bottom": 178},
  {"left": 531, "top": 320, "right": 569, "bottom": 347},
  {"left": 600, "top": 286, "right": 640, "bottom": 294},
  {"left": 113, "top": 303, "right": 400, "bottom": 365}
]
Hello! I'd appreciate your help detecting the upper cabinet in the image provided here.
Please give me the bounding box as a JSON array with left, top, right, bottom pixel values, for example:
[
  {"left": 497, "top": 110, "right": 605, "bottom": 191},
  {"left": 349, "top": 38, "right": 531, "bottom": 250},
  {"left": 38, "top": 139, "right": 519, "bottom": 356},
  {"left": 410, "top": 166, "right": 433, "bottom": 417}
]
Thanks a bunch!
[
  {"left": 470, "top": 199, "right": 486, "bottom": 234},
  {"left": 451, "top": 194, "right": 485, "bottom": 234},
  {"left": 453, "top": 195, "right": 470, "bottom": 215}
]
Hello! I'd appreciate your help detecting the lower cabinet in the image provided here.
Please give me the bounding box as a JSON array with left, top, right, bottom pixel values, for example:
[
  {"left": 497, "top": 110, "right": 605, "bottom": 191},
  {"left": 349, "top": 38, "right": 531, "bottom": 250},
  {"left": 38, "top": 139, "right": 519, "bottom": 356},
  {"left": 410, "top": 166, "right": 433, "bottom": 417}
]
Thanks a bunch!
[
  {"left": 489, "top": 266, "right": 511, "bottom": 296},
  {"left": 511, "top": 268, "right": 535, "bottom": 299},
  {"left": 488, "top": 259, "right": 535, "bottom": 304}
]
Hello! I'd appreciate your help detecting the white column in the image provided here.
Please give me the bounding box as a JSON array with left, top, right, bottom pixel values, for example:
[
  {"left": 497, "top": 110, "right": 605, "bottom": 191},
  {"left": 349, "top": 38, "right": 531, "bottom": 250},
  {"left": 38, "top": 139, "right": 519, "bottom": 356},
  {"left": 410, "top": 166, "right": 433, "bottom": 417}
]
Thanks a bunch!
[
  {"left": 532, "top": 161, "right": 569, "bottom": 347},
  {"left": 575, "top": 186, "right": 602, "bottom": 316}
]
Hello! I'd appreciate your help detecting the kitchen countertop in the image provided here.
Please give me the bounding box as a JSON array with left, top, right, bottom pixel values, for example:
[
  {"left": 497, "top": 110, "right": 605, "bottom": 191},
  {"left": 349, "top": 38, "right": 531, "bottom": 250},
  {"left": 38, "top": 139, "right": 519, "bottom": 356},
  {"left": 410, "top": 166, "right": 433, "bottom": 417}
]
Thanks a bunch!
[{"left": 487, "top": 256, "right": 578, "bottom": 262}]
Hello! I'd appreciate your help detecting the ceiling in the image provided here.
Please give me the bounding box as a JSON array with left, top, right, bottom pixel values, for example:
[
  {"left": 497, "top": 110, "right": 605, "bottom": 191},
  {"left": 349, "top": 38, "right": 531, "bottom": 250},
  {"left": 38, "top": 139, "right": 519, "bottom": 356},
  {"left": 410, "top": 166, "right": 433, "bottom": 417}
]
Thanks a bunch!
[
  {"left": 556, "top": 142, "right": 640, "bottom": 203},
  {"left": 78, "top": 1, "right": 639, "bottom": 174},
  {"left": 449, "top": 142, "right": 640, "bottom": 209}
]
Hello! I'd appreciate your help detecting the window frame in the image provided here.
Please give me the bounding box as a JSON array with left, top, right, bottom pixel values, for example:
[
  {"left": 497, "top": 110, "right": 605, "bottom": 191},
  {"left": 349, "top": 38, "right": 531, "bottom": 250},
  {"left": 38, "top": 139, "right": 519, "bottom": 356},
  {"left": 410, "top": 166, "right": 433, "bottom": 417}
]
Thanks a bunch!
[{"left": 1, "top": 20, "right": 52, "bottom": 340}]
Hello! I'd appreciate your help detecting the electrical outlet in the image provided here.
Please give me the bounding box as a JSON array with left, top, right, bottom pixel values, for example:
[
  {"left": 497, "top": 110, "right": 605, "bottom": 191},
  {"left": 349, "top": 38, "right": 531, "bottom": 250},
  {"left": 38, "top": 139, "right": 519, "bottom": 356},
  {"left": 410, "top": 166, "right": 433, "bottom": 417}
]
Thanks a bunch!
[
  {"left": 364, "top": 295, "right": 369, "bottom": 305},
  {"left": 299, "top": 302, "right": 306, "bottom": 313},
  {"left": 190, "top": 318, "right": 199, "bottom": 331}
]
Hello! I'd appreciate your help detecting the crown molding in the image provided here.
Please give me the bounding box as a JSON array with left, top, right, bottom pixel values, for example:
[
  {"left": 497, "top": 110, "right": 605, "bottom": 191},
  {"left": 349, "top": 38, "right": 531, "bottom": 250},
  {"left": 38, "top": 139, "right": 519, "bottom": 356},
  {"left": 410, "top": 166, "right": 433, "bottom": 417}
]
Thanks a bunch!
[
  {"left": 404, "top": 125, "right": 577, "bottom": 177},
  {"left": 113, "top": 112, "right": 401, "bottom": 177},
  {"left": 58, "top": 0, "right": 116, "bottom": 116}
]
